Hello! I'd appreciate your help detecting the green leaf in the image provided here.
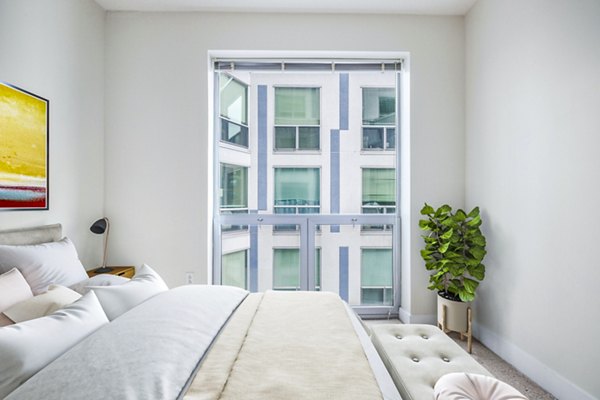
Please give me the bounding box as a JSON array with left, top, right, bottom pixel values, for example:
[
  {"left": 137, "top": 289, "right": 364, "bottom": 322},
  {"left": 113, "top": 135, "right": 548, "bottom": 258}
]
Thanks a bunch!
[
  {"left": 467, "top": 206, "right": 480, "bottom": 219},
  {"left": 420, "top": 203, "right": 435, "bottom": 215},
  {"left": 441, "top": 218, "right": 455, "bottom": 227},
  {"left": 440, "top": 228, "right": 453, "bottom": 240},
  {"left": 463, "top": 278, "right": 479, "bottom": 294},
  {"left": 418, "top": 219, "right": 430, "bottom": 230},
  {"left": 439, "top": 204, "right": 452, "bottom": 214},
  {"left": 439, "top": 241, "right": 450, "bottom": 253},
  {"left": 468, "top": 264, "right": 485, "bottom": 280},
  {"left": 454, "top": 209, "right": 467, "bottom": 221},
  {"left": 470, "top": 235, "right": 486, "bottom": 246},
  {"left": 469, "top": 246, "right": 487, "bottom": 261},
  {"left": 458, "top": 289, "right": 474, "bottom": 302},
  {"left": 466, "top": 214, "right": 482, "bottom": 227}
]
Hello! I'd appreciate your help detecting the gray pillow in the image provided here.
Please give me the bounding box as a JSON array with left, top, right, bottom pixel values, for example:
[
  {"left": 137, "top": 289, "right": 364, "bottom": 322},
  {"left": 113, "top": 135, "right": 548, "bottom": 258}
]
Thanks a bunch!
[{"left": 0, "top": 238, "right": 88, "bottom": 295}]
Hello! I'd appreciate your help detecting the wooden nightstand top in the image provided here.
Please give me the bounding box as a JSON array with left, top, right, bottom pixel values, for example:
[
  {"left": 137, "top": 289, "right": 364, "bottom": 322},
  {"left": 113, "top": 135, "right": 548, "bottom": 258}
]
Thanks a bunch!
[{"left": 87, "top": 266, "right": 135, "bottom": 279}]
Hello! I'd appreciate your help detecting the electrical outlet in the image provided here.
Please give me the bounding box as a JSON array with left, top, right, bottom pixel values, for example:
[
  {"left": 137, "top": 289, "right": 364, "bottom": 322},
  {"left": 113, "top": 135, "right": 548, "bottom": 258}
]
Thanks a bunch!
[{"left": 185, "top": 272, "right": 194, "bottom": 284}]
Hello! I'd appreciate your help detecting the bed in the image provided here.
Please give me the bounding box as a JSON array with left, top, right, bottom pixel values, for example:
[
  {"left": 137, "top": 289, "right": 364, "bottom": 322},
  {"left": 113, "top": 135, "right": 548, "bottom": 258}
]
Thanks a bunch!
[{"left": 0, "top": 224, "right": 402, "bottom": 400}]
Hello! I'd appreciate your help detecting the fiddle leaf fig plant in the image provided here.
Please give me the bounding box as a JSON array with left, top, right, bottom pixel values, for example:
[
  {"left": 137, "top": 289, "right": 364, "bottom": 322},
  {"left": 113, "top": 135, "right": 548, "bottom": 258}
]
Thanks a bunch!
[{"left": 419, "top": 203, "right": 487, "bottom": 303}]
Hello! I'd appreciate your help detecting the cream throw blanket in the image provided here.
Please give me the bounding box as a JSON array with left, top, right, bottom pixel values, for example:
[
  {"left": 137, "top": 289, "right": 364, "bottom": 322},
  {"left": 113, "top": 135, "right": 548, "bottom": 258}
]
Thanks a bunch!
[{"left": 186, "top": 291, "right": 383, "bottom": 400}]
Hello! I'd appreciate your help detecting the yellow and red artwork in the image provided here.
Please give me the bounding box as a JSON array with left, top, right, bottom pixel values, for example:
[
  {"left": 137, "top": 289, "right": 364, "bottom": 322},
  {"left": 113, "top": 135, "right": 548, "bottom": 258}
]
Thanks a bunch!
[{"left": 0, "top": 82, "right": 48, "bottom": 210}]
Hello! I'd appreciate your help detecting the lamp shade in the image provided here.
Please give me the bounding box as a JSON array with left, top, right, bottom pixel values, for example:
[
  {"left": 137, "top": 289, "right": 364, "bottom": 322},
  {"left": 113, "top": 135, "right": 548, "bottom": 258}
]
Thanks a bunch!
[{"left": 90, "top": 218, "right": 108, "bottom": 234}]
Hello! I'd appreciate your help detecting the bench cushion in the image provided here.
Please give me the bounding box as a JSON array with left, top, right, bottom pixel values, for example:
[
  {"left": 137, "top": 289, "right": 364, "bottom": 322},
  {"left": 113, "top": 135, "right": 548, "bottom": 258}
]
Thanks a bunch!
[{"left": 371, "top": 324, "right": 492, "bottom": 400}]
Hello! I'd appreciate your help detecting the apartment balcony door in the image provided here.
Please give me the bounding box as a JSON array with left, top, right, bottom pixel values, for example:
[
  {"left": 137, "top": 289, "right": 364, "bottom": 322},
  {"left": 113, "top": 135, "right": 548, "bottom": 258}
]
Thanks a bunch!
[{"left": 212, "top": 57, "right": 403, "bottom": 317}]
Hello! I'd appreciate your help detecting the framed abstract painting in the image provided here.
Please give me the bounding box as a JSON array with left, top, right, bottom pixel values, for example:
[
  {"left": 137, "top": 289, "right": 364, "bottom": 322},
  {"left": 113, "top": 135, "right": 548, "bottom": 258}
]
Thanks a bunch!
[{"left": 0, "top": 82, "right": 49, "bottom": 210}]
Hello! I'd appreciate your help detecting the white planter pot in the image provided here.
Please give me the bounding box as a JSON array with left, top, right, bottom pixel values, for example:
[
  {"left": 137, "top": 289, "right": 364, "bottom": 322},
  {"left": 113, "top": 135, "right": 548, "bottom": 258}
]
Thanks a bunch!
[{"left": 437, "top": 293, "right": 471, "bottom": 333}]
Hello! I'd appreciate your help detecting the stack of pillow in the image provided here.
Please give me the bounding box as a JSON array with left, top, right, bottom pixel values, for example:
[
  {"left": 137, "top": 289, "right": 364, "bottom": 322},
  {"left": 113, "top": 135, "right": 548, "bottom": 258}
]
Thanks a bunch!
[{"left": 0, "top": 237, "right": 169, "bottom": 398}]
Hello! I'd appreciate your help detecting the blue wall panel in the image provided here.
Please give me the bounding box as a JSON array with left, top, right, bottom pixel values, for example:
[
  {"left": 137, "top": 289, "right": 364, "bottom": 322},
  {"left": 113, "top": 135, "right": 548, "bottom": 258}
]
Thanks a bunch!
[
  {"left": 257, "top": 85, "right": 268, "bottom": 210},
  {"left": 339, "top": 246, "right": 349, "bottom": 301}
]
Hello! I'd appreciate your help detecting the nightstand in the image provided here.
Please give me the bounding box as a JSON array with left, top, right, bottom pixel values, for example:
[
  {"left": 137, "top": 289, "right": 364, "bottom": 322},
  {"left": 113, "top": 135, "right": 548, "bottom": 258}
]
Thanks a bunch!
[{"left": 87, "top": 266, "right": 135, "bottom": 279}]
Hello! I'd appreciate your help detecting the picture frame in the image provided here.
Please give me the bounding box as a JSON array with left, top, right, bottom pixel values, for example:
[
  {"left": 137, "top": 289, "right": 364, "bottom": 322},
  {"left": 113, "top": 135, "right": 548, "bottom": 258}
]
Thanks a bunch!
[{"left": 0, "top": 81, "right": 49, "bottom": 210}]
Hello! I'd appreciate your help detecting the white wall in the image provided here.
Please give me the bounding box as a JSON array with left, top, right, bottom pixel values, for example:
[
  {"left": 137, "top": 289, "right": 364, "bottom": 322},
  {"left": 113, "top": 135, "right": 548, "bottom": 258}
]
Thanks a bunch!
[
  {"left": 104, "top": 12, "right": 465, "bottom": 315},
  {"left": 0, "top": 0, "right": 106, "bottom": 267},
  {"left": 466, "top": 0, "right": 600, "bottom": 398}
]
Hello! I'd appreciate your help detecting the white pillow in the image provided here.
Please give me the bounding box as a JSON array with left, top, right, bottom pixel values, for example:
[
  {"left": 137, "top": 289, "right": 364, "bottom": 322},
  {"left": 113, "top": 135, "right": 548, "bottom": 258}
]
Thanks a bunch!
[
  {"left": 3, "top": 284, "right": 82, "bottom": 324},
  {"left": 434, "top": 372, "right": 528, "bottom": 400},
  {"left": 0, "top": 268, "right": 33, "bottom": 313},
  {"left": 0, "top": 291, "right": 108, "bottom": 399},
  {"left": 0, "top": 237, "right": 88, "bottom": 295},
  {"left": 69, "top": 274, "right": 130, "bottom": 295},
  {"left": 88, "top": 264, "right": 168, "bottom": 321}
]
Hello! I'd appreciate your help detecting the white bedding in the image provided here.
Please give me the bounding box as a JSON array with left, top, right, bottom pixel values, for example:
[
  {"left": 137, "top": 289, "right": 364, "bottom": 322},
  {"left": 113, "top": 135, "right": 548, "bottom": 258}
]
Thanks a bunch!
[
  {"left": 5, "top": 286, "right": 402, "bottom": 400},
  {"left": 6, "top": 285, "right": 248, "bottom": 400}
]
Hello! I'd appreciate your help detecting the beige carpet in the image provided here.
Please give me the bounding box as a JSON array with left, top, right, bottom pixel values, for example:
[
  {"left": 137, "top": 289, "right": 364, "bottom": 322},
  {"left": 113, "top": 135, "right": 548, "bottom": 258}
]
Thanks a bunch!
[{"left": 365, "top": 319, "right": 557, "bottom": 400}]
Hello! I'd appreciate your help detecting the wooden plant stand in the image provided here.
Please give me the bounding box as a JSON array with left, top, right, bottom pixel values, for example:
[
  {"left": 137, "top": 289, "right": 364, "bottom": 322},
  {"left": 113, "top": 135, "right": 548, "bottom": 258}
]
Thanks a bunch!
[{"left": 438, "top": 305, "right": 473, "bottom": 353}]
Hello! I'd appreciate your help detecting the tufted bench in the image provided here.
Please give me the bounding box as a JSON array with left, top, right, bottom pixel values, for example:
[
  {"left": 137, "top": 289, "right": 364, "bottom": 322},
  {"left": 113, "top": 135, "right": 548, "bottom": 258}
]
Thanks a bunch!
[{"left": 370, "top": 324, "right": 492, "bottom": 400}]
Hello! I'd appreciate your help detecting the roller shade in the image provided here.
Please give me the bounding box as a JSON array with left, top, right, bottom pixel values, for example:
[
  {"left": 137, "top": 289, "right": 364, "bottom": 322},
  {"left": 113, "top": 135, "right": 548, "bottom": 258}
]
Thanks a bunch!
[{"left": 214, "top": 60, "right": 402, "bottom": 72}]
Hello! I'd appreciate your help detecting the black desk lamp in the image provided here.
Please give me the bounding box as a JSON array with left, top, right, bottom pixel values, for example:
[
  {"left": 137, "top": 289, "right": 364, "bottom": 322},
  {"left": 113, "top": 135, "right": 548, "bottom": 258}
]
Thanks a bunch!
[{"left": 90, "top": 217, "right": 112, "bottom": 273}]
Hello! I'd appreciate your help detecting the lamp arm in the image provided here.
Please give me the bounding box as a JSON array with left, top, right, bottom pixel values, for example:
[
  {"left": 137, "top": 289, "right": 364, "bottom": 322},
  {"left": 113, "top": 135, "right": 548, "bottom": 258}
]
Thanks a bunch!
[{"left": 102, "top": 218, "right": 110, "bottom": 268}]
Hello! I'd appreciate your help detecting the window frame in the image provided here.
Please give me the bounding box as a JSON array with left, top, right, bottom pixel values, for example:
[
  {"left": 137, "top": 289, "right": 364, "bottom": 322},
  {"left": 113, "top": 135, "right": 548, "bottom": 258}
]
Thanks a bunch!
[
  {"left": 219, "top": 73, "right": 249, "bottom": 148},
  {"left": 361, "top": 86, "right": 396, "bottom": 151},
  {"left": 210, "top": 53, "right": 408, "bottom": 318},
  {"left": 361, "top": 167, "right": 396, "bottom": 232},
  {"left": 360, "top": 247, "right": 394, "bottom": 306},
  {"left": 273, "top": 86, "right": 322, "bottom": 152},
  {"left": 273, "top": 166, "right": 322, "bottom": 215}
]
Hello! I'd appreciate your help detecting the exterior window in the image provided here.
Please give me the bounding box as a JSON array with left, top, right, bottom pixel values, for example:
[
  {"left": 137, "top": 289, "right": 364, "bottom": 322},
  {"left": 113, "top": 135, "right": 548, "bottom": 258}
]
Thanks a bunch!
[
  {"left": 274, "top": 87, "right": 320, "bottom": 151},
  {"left": 220, "top": 74, "right": 248, "bottom": 147},
  {"left": 362, "top": 168, "right": 395, "bottom": 231},
  {"left": 272, "top": 248, "right": 321, "bottom": 291},
  {"left": 220, "top": 163, "right": 248, "bottom": 231},
  {"left": 273, "top": 248, "right": 300, "bottom": 290},
  {"left": 222, "top": 250, "right": 247, "bottom": 289},
  {"left": 274, "top": 168, "right": 320, "bottom": 214},
  {"left": 361, "top": 249, "right": 393, "bottom": 305},
  {"left": 362, "top": 88, "right": 395, "bottom": 150}
]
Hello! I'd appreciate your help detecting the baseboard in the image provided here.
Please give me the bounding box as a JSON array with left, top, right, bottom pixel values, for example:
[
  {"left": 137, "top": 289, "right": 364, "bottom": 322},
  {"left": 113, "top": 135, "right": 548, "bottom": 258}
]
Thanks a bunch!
[
  {"left": 398, "top": 307, "right": 436, "bottom": 325},
  {"left": 474, "top": 323, "right": 595, "bottom": 400}
]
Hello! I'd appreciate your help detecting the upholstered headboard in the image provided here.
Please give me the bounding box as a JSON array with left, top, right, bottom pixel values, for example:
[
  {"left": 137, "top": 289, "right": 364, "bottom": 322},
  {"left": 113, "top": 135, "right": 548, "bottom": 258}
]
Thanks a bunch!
[{"left": 0, "top": 224, "right": 62, "bottom": 245}]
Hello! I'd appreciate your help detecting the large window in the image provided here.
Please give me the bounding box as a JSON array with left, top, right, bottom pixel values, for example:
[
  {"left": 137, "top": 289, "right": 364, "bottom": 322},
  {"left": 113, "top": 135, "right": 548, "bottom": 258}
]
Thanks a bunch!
[
  {"left": 361, "top": 248, "right": 393, "bottom": 305},
  {"left": 362, "top": 88, "right": 395, "bottom": 150},
  {"left": 274, "top": 168, "right": 320, "bottom": 214},
  {"left": 362, "top": 168, "right": 395, "bottom": 231},
  {"left": 272, "top": 248, "right": 321, "bottom": 291},
  {"left": 220, "top": 163, "right": 248, "bottom": 231},
  {"left": 274, "top": 87, "right": 320, "bottom": 151},
  {"left": 222, "top": 250, "right": 248, "bottom": 289},
  {"left": 220, "top": 74, "right": 248, "bottom": 147},
  {"left": 213, "top": 60, "right": 402, "bottom": 315}
]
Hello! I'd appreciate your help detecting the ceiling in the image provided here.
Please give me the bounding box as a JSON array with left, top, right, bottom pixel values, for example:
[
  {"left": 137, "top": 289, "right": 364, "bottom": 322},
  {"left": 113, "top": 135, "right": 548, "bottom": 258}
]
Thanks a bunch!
[{"left": 94, "top": 0, "right": 478, "bottom": 15}]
